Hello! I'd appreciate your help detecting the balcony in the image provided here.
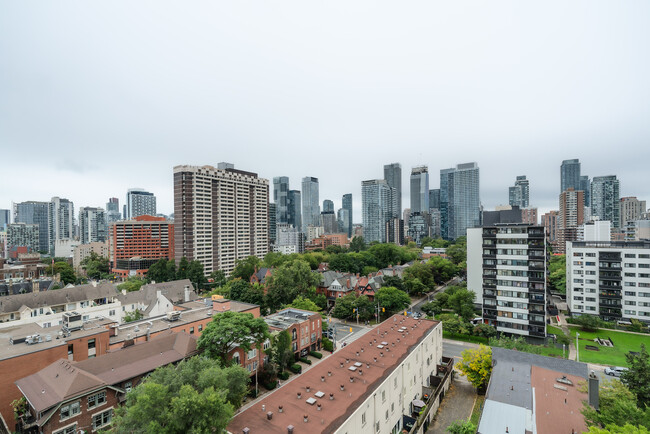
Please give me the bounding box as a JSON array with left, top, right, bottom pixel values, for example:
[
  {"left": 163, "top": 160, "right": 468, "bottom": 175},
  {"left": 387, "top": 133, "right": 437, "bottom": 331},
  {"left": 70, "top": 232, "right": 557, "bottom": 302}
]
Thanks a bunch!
[
  {"left": 529, "top": 330, "right": 546, "bottom": 338},
  {"left": 529, "top": 318, "right": 545, "bottom": 326}
]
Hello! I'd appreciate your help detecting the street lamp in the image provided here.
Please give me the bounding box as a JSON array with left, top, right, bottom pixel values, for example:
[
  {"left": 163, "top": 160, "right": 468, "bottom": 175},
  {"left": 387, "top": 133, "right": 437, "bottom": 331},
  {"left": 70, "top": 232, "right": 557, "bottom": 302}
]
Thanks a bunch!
[{"left": 576, "top": 332, "right": 580, "bottom": 362}]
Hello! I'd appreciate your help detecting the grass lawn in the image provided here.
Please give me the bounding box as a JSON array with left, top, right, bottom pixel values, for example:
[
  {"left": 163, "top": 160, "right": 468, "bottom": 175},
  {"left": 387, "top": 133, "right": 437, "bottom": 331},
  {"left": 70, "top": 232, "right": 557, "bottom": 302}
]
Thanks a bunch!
[
  {"left": 546, "top": 325, "right": 564, "bottom": 336},
  {"left": 568, "top": 328, "right": 650, "bottom": 367},
  {"left": 470, "top": 395, "right": 486, "bottom": 426},
  {"left": 442, "top": 331, "right": 488, "bottom": 345}
]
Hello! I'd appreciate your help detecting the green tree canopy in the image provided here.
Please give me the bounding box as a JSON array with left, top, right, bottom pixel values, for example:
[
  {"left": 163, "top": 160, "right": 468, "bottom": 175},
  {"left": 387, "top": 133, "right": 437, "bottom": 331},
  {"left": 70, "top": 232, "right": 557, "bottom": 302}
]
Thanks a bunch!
[
  {"left": 446, "top": 420, "right": 477, "bottom": 434},
  {"left": 187, "top": 260, "right": 207, "bottom": 291},
  {"left": 81, "top": 252, "right": 111, "bottom": 280},
  {"left": 197, "top": 311, "right": 270, "bottom": 367},
  {"left": 456, "top": 344, "right": 492, "bottom": 390},
  {"left": 447, "top": 288, "right": 477, "bottom": 320},
  {"left": 548, "top": 254, "right": 566, "bottom": 293},
  {"left": 621, "top": 344, "right": 650, "bottom": 408},
  {"left": 272, "top": 330, "right": 293, "bottom": 371},
  {"left": 585, "top": 424, "right": 650, "bottom": 434},
  {"left": 230, "top": 256, "right": 261, "bottom": 281},
  {"left": 146, "top": 258, "right": 177, "bottom": 283},
  {"left": 46, "top": 261, "right": 76, "bottom": 285},
  {"left": 266, "top": 259, "right": 320, "bottom": 309},
  {"left": 287, "top": 295, "right": 321, "bottom": 312},
  {"left": 349, "top": 236, "right": 367, "bottom": 252},
  {"left": 375, "top": 286, "right": 411, "bottom": 315},
  {"left": 111, "top": 357, "right": 245, "bottom": 433},
  {"left": 117, "top": 277, "right": 146, "bottom": 292},
  {"left": 582, "top": 380, "right": 650, "bottom": 429}
]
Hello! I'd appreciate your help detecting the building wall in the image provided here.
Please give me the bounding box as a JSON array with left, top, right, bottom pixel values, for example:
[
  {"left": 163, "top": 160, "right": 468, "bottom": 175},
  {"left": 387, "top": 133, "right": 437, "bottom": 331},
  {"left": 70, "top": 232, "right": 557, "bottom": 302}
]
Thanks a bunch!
[
  {"left": 174, "top": 165, "right": 269, "bottom": 276},
  {"left": 567, "top": 241, "right": 650, "bottom": 322},
  {"left": 466, "top": 228, "right": 484, "bottom": 305},
  {"left": 41, "top": 388, "right": 118, "bottom": 434},
  {"left": 336, "top": 323, "right": 442, "bottom": 434},
  {"left": 0, "top": 329, "right": 111, "bottom": 432}
]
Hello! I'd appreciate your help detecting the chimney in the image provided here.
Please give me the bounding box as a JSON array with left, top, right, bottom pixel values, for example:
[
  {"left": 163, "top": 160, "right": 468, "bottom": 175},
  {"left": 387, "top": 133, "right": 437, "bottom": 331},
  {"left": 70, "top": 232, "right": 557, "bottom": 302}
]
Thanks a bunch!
[
  {"left": 184, "top": 285, "right": 191, "bottom": 302},
  {"left": 588, "top": 370, "right": 599, "bottom": 410}
]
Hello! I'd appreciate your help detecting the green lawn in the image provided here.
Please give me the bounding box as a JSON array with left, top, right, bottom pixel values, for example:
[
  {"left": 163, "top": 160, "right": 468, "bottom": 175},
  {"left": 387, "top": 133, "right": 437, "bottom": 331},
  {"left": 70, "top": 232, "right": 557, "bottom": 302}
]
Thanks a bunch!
[
  {"left": 442, "top": 331, "right": 489, "bottom": 345},
  {"left": 568, "top": 328, "right": 650, "bottom": 367},
  {"left": 546, "top": 325, "right": 564, "bottom": 336},
  {"left": 470, "top": 395, "right": 486, "bottom": 426}
]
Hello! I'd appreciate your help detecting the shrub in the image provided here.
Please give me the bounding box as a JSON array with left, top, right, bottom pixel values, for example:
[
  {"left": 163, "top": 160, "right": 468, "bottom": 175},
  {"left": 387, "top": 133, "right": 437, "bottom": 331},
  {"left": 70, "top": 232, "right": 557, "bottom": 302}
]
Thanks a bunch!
[
  {"left": 322, "top": 337, "right": 334, "bottom": 352},
  {"left": 300, "top": 357, "right": 312, "bottom": 365},
  {"left": 278, "top": 371, "right": 290, "bottom": 380},
  {"left": 310, "top": 351, "right": 323, "bottom": 359},
  {"left": 264, "top": 381, "right": 278, "bottom": 390},
  {"left": 289, "top": 364, "right": 302, "bottom": 374}
]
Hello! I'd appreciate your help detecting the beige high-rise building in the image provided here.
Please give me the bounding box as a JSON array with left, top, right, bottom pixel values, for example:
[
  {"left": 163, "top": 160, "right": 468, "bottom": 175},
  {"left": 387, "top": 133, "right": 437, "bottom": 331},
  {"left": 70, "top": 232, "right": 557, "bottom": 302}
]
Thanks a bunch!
[
  {"left": 173, "top": 163, "right": 269, "bottom": 276},
  {"left": 557, "top": 188, "right": 585, "bottom": 253},
  {"left": 620, "top": 196, "right": 647, "bottom": 228}
]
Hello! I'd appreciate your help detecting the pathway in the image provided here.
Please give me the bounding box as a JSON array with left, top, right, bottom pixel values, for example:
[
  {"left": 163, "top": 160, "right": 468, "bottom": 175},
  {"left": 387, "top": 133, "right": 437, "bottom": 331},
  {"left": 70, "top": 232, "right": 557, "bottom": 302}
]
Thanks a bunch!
[
  {"left": 557, "top": 312, "right": 577, "bottom": 360},
  {"left": 426, "top": 375, "right": 477, "bottom": 434}
]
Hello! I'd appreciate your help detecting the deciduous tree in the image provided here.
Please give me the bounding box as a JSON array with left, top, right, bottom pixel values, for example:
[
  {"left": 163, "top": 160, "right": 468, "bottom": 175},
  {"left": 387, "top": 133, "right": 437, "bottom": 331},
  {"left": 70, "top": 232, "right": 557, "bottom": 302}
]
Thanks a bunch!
[
  {"left": 621, "top": 344, "right": 650, "bottom": 408},
  {"left": 375, "top": 286, "right": 411, "bottom": 315},
  {"left": 456, "top": 345, "right": 492, "bottom": 391}
]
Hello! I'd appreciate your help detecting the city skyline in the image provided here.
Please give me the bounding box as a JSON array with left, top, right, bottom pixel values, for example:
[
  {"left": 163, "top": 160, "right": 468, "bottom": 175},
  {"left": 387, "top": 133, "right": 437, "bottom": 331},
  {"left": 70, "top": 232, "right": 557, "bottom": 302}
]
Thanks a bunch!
[{"left": 2, "top": 2, "right": 650, "bottom": 222}]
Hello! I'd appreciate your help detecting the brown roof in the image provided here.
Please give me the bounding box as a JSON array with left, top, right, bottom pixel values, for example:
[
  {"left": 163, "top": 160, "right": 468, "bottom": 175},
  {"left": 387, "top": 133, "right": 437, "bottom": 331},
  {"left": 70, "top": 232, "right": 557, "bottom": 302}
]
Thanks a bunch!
[
  {"left": 531, "top": 366, "right": 588, "bottom": 434},
  {"left": 16, "top": 331, "right": 198, "bottom": 413},
  {"left": 228, "top": 315, "right": 440, "bottom": 434},
  {"left": 77, "top": 331, "right": 198, "bottom": 384},
  {"left": 16, "top": 359, "right": 105, "bottom": 413}
]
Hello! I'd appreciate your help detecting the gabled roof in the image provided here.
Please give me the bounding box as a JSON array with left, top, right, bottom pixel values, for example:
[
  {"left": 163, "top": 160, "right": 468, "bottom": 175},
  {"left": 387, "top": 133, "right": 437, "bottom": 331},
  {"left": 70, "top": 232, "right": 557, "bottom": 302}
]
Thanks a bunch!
[
  {"left": 116, "top": 279, "right": 197, "bottom": 311},
  {"left": 0, "top": 282, "right": 118, "bottom": 314},
  {"left": 16, "top": 359, "right": 106, "bottom": 413},
  {"left": 16, "top": 332, "right": 198, "bottom": 414}
]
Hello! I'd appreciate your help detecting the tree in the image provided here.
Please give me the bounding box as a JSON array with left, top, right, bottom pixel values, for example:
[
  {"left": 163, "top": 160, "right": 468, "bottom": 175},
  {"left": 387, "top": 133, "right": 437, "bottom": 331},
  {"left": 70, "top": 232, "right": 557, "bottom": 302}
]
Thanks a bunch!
[
  {"left": 124, "top": 310, "right": 143, "bottom": 323},
  {"left": 47, "top": 261, "right": 76, "bottom": 285},
  {"left": 621, "top": 344, "right": 650, "bottom": 408},
  {"left": 428, "top": 256, "right": 459, "bottom": 284},
  {"left": 272, "top": 330, "right": 294, "bottom": 371},
  {"left": 582, "top": 380, "right": 650, "bottom": 429},
  {"left": 404, "top": 277, "right": 427, "bottom": 295},
  {"left": 375, "top": 286, "right": 411, "bottom": 315},
  {"left": 441, "top": 315, "right": 470, "bottom": 335},
  {"left": 147, "top": 258, "right": 176, "bottom": 283},
  {"left": 584, "top": 425, "right": 650, "bottom": 434},
  {"left": 225, "top": 278, "right": 252, "bottom": 301},
  {"left": 287, "top": 296, "right": 321, "bottom": 312},
  {"left": 472, "top": 322, "right": 497, "bottom": 338},
  {"left": 111, "top": 357, "right": 242, "bottom": 433},
  {"left": 349, "top": 236, "right": 367, "bottom": 252},
  {"left": 574, "top": 314, "right": 603, "bottom": 332},
  {"left": 209, "top": 270, "right": 226, "bottom": 288},
  {"left": 230, "top": 256, "right": 261, "bottom": 281},
  {"left": 332, "top": 293, "right": 356, "bottom": 319},
  {"left": 187, "top": 260, "right": 207, "bottom": 291},
  {"left": 420, "top": 301, "right": 439, "bottom": 318},
  {"left": 456, "top": 345, "right": 492, "bottom": 391},
  {"left": 176, "top": 257, "right": 190, "bottom": 280},
  {"left": 447, "top": 420, "right": 477, "bottom": 434},
  {"left": 447, "top": 288, "right": 476, "bottom": 320},
  {"left": 446, "top": 241, "right": 467, "bottom": 265},
  {"left": 81, "top": 252, "right": 110, "bottom": 280},
  {"left": 197, "top": 311, "right": 270, "bottom": 367},
  {"left": 266, "top": 260, "right": 320, "bottom": 309},
  {"left": 383, "top": 275, "right": 404, "bottom": 291},
  {"left": 118, "top": 277, "right": 145, "bottom": 292}
]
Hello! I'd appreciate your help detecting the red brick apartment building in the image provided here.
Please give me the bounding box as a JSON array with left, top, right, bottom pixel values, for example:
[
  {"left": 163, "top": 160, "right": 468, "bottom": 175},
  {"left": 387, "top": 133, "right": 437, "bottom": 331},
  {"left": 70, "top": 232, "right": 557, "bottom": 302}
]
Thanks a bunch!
[
  {"left": 108, "top": 215, "right": 174, "bottom": 278},
  {"left": 15, "top": 332, "right": 198, "bottom": 434}
]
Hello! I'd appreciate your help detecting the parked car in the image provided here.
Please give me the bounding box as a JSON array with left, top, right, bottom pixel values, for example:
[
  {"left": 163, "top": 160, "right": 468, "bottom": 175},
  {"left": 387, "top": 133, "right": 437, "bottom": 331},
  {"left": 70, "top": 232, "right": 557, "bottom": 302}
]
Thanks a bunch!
[{"left": 604, "top": 366, "right": 628, "bottom": 377}]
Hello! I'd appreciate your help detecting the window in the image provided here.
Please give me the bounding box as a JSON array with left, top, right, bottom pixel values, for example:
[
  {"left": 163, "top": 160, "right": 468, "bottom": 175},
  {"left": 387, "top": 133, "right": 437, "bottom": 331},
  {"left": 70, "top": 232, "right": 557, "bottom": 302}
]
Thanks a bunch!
[
  {"left": 362, "top": 412, "right": 366, "bottom": 425},
  {"left": 54, "top": 424, "right": 77, "bottom": 434},
  {"left": 60, "top": 401, "right": 80, "bottom": 420},
  {"left": 198, "top": 324, "right": 203, "bottom": 332},
  {"left": 109, "top": 309, "right": 115, "bottom": 316},
  {"left": 639, "top": 254, "right": 650, "bottom": 259},
  {"left": 382, "top": 390, "right": 386, "bottom": 402},
  {"left": 625, "top": 291, "right": 637, "bottom": 296},
  {"left": 88, "top": 338, "right": 96, "bottom": 358},
  {"left": 88, "top": 391, "right": 106, "bottom": 409},
  {"left": 391, "top": 402, "right": 395, "bottom": 413},
  {"left": 190, "top": 327, "right": 194, "bottom": 334},
  {"left": 124, "top": 381, "right": 132, "bottom": 392},
  {"left": 292, "top": 328, "right": 297, "bottom": 341},
  {"left": 385, "top": 409, "right": 389, "bottom": 420},
  {"left": 263, "top": 340, "right": 270, "bottom": 350},
  {"left": 640, "top": 264, "right": 650, "bottom": 269},
  {"left": 247, "top": 349, "right": 257, "bottom": 360},
  {"left": 625, "top": 254, "right": 637, "bottom": 258},
  {"left": 233, "top": 353, "right": 240, "bottom": 366},
  {"left": 92, "top": 408, "right": 113, "bottom": 430}
]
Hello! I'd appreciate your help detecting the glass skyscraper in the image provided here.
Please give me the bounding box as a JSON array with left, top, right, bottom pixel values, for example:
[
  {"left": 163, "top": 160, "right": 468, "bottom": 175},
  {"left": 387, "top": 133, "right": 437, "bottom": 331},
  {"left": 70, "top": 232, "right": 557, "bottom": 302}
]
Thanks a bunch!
[
  {"left": 288, "top": 190, "right": 302, "bottom": 230},
  {"left": 580, "top": 175, "right": 591, "bottom": 207},
  {"left": 591, "top": 175, "right": 620, "bottom": 228},
  {"left": 508, "top": 175, "right": 529, "bottom": 208},
  {"left": 14, "top": 201, "right": 49, "bottom": 253},
  {"left": 561, "top": 159, "right": 581, "bottom": 193},
  {"left": 362, "top": 179, "right": 391, "bottom": 243},
  {"left": 301, "top": 177, "right": 320, "bottom": 233},
  {"left": 383, "top": 163, "right": 402, "bottom": 218},
  {"left": 440, "top": 163, "right": 480, "bottom": 240},
  {"left": 342, "top": 193, "right": 353, "bottom": 237},
  {"left": 273, "top": 176, "right": 290, "bottom": 225},
  {"left": 410, "top": 166, "right": 429, "bottom": 213},
  {"left": 126, "top": 188, "right": 156, "bottom": 219},
  {"left": 322, "top": 199, "right": 334, "bottom": 213}
]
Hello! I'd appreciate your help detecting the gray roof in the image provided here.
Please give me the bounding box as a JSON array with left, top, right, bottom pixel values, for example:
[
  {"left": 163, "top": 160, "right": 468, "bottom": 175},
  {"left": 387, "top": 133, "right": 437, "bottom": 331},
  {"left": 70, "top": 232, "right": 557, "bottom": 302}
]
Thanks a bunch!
[
  {"left": 116, "top": 279, "right": 198, "bottom": 314},
  {"left": 319, "top": 270, "right": 344, "bottom": 287},
  {"left": 487, "top": 347, "right": 589, "bottom": 408},
  {"left": 0, "top": 282, "right": 117, "bottom": 314},
  {"left": 0, "top": 280, "right": 54, "bottom": 297}
]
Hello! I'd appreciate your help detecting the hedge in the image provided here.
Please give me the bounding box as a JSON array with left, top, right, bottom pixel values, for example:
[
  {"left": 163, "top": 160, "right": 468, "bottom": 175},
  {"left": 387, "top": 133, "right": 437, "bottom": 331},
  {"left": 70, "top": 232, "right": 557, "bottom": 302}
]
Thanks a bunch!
[
  {"left": 310, "top": 351, "right": 323, "bottom": 359},
  {"left": 264, "top": 381, "right": 278, "bottom": 390},
  {"left": 300, "top": 357, "right": 312, "bottom": 365},
  {"left": 290, "top": 364, "right": 302, "bottom": 374},
  {"left": 278, "top": 371, "right": 290, "bottom": 380}
]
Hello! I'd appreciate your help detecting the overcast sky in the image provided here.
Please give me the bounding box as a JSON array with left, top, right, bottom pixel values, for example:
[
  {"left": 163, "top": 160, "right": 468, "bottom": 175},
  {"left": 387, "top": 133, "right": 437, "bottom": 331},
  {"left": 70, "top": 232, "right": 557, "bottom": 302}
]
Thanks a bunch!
[{"left": 1, "top": 1, "right": 649, "bottom": 222}]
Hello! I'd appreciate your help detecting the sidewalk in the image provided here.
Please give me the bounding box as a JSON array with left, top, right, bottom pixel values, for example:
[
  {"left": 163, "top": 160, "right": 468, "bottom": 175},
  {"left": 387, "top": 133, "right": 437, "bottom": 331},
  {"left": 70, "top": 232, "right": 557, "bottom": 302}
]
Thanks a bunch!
[{"left": 426, "top": 375, "right": 476, "bottom": 434}]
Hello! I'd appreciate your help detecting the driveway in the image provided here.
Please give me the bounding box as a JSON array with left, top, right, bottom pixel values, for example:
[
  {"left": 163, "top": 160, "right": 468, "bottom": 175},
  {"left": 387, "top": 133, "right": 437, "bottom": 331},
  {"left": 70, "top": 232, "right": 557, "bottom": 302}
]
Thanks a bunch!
[{"left": 426, "top": 374, "right": 477, "bottom": 434}]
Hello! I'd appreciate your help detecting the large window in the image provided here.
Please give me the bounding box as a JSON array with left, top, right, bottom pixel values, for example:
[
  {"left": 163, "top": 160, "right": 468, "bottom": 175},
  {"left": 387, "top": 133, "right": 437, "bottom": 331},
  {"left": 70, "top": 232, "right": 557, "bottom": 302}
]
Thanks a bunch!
[
  {"left": 60, "top": 401, "right": 80, "bottom": 421},
  {"left": 88, "top": 391, "right": 106, "bottom": 409},
  {"left": 53, "top": 424, "right": 77, "bottom": 434},
  {"left": 92, "top": 408, "right": 113, "bottom": 430}
]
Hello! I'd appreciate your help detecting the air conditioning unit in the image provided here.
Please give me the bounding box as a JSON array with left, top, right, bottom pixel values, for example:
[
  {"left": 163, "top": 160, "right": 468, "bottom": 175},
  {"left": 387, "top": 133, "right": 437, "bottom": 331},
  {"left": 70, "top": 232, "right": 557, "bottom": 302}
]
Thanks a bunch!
[
  {"left": 62, "top": 312, "right": 83, "bottom": 332},
  {"left": 166, "top": 311, "right": 181, "bottom": 322}
]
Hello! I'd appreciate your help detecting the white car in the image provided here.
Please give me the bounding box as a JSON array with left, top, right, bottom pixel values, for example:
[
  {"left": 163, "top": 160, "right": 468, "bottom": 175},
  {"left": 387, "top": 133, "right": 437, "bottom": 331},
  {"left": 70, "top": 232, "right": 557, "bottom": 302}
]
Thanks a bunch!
[{"left": 604, "top": 366, "right": 628, "bottom": 377}]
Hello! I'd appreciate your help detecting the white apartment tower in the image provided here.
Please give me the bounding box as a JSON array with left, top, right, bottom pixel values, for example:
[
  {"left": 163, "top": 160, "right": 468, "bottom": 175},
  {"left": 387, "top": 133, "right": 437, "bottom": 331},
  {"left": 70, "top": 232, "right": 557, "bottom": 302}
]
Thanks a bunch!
[
  {"left": 567, "top": 241, "right": 650, "bottom": 323},
  {"left": 468, "top": 224, "right": 547, "bottom": 339},
  {"left": 173, "top": 164, "right": 269, "bottom": 276}
]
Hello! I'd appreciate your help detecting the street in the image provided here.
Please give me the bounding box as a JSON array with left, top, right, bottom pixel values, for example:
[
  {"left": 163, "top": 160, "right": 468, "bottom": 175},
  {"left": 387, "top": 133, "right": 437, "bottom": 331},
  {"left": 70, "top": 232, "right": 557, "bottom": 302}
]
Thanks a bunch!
[{"left": 411, "top": 277, "right": 462, "bottom": 315}]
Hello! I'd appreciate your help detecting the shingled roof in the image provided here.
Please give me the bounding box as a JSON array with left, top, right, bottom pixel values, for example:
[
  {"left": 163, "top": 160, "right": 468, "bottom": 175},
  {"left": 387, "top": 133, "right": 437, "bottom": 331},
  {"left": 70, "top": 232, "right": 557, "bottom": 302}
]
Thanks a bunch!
[{"left": 0, "top": 282, "right": 117, "bottom": 314}]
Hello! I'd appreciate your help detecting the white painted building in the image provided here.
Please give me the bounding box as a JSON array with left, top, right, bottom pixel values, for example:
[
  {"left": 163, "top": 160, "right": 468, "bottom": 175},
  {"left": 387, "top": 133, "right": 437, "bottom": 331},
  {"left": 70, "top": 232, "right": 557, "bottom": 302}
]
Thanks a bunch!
[{"left": 566, "top": 240, "right": 650, "bottom": 323}]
